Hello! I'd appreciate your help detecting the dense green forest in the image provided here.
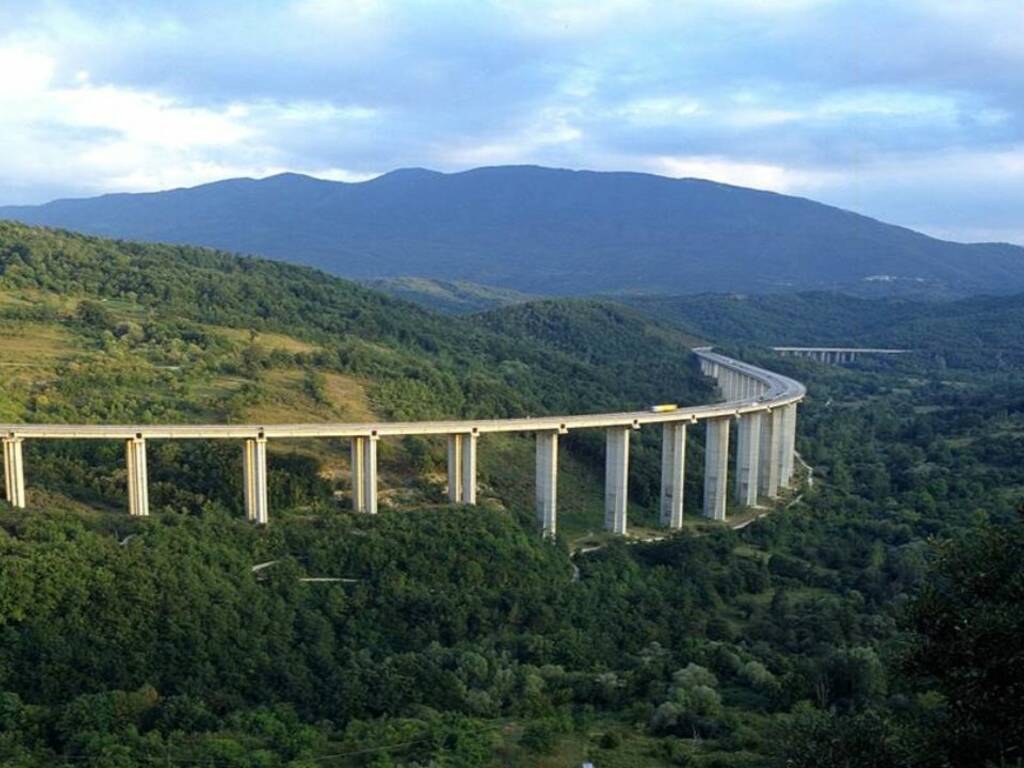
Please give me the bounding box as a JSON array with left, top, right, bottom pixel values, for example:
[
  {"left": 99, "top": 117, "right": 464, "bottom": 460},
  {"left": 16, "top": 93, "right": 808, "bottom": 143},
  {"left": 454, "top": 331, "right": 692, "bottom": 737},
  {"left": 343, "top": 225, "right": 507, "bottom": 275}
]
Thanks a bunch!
[
  {"left": 1, "top": 223, "right": 1023, "bottom": 766},
  {"left": 624, "top": 291, "right": 1024, "bottom": 368}
]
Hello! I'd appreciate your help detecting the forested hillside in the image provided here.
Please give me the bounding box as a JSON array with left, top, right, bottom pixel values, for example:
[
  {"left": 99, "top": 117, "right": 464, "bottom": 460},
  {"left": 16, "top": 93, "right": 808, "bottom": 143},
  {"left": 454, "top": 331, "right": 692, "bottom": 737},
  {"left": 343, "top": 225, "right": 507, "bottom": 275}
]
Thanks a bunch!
[
  {"left": 364, "top": 277, "right": 534, "bottom": 315},
  {"left": 1, "top": 223, "right": 1023, "bottom": 766},
  {"left": 4, "top": 165, "right": 1024, "bottom": 297},
  {"left": 0, "top": 221, "right": 715, "bottom": 533},
  {"left": 628, "top": 291, "right": 1024, "bottom": 368},
  {"left": 0, "top": 221, "right": 711, "bottom": 421}
]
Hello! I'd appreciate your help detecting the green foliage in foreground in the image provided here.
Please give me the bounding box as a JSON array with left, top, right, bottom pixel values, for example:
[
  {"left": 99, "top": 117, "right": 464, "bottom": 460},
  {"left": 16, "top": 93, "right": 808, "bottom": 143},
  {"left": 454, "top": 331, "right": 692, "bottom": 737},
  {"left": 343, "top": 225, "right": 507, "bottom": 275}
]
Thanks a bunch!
[
  {"left": 0, "top": 507, "right": 776, "bottom": 766},
  {"left": 2, "top": 466, "right": 1023, "bottom": 766}
]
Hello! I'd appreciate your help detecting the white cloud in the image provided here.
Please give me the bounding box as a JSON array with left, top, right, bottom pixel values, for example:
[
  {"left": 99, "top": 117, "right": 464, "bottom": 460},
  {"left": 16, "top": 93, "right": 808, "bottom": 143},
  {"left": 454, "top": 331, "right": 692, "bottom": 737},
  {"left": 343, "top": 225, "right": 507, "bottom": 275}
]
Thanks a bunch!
[
  {"left": 496, "top": 0, "right": 654, "bottom": 38},
  {"left": 1, "top": 1, "right": 1023, "bottom": 243},
  {"left": 0, "top": 46, "right": 54, "bottom": 92},
  {"left": 312, "top": 168, "right": 381, "bottom": 183},
  {"left": 617, "top": 96, "right": 704, "bottom": 122},
  {"left": 649, "top": 155, "right": 840, "bottom": 193},
  {"left": 439, "top": 106, "right": 584, "bottom": 166},
  {"left": 711, "top": 0, "right": 835, "bottom": 12},
  {"left": 0, "top": 44, "right": 379, "bottom": 199}
]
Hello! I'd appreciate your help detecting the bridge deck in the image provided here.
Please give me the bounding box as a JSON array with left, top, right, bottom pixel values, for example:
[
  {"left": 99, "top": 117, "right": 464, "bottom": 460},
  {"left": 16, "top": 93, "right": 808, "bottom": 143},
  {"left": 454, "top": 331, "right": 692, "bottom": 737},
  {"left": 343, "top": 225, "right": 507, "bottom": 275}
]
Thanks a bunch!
[{"left": 772, "top": 346, "right": 909, "bottom": 353}]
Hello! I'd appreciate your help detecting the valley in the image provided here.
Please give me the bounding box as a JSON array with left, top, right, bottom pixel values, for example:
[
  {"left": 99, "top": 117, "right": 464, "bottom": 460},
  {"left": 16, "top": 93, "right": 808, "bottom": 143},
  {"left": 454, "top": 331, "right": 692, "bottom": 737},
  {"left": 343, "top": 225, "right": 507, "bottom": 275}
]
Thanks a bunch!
[
  {"left": 1, "top": 223, "right": 1022, "bottom": 766},
  {"left": 3, "top": 3, "right": 1022, "bottom": 764}
]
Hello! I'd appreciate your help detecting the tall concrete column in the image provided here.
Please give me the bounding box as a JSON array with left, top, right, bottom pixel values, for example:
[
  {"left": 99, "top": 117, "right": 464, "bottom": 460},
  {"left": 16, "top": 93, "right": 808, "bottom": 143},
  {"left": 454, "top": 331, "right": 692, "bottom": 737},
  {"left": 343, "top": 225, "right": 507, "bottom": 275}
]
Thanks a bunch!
[
  {"left": 780, "top": 404, "right": 798, "bottom": 487},
  {"left": 361, "top": 435, "right": 379, "bottom": 515},
  {"left": 660, "top": 422, "right": 686, "bottom": 528},
  {"left": 604, "top": 427, "right": 630, "bottom": 534},
  {"left": 703, "top": 417, "right": 730, "bottom": 521},
  {"left": 350, "top": 437, "right": 365, "bottom": 511},
  {"left": 759, "top": 408, "right": 783, "bottom": 498},
  {"left": 446, "top": 434, "right": 463, "bottom": 503},
  {"left": 734, "top": 413, "right": 761, "bottom": 507},
  {"left": 536, "top": 431, "right": 558, "bottom": 538},
  {"left": 244, "top": 436, "right": 268, "bottom": 524},
  {"left": 2, "top": 436, "right": 25, "bottom": 509},
  {"left": 446, "top": 433, "right": 478, "bottom": 505},
  {"left": 125, "top": 436, "right": 149, "bottom": 517},
  {"left": 461, "top": 432, "right": 477, "bottom": 505}
]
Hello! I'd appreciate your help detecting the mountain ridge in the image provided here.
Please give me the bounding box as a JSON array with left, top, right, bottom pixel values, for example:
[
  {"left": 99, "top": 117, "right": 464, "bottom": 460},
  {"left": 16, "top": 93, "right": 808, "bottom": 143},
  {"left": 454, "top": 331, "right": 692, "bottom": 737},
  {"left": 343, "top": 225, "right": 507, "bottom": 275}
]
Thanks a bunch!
[{"left": 3, "top": 165, "right": 1023, "bottom": 297}]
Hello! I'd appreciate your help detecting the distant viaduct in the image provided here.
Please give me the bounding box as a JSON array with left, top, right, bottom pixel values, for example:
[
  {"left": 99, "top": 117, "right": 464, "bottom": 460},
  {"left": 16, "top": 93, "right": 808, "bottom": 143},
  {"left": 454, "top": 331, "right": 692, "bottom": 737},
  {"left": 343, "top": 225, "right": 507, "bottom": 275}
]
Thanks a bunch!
[
  {"left": 2, "top": 349, "right": 805, "bottom": 536},
  {"left": 773, "top": 347, "right": 910, "bottom": 364}
]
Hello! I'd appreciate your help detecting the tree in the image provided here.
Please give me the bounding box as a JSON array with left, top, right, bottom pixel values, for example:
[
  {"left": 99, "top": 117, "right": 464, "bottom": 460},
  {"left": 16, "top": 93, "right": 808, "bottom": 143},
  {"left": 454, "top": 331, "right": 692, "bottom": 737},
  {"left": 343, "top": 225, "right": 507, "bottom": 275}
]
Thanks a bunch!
[{"left": 902, "top": 519, "right": 1024, "bottom": 765}]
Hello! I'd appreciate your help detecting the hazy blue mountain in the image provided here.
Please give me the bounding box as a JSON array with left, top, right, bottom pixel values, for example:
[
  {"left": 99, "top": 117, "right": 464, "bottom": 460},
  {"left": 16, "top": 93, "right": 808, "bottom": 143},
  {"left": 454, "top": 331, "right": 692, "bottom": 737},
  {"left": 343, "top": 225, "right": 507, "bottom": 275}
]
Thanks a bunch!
[{"left": 3, "top": 165, "right": 1023, "bottom": 296}]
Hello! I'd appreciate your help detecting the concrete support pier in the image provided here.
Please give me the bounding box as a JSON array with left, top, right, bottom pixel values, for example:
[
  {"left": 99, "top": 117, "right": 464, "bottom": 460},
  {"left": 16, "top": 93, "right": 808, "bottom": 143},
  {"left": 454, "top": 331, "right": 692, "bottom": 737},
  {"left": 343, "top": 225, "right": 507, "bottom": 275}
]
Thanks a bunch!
[
  {"left": 446, "top": 433, "right": 478, "bottom": 504},
  {"left": 243, "top": 436, "right": 269, "bottom": 524},
  {"left": 759, "top": 409, "right": 783, "bottom": 498},
  {"left": 660, "top": 422, "right": 687, "bottom": 528},
  {"left": 703, "top": 417, "right": 730, "bottom": 520},
  {"left": 364, "top": 436, "right": 379, "bottom": 514},
  {"left": 2, "top": 436, "right": 26, "bottom": 508},
  {"left": 125, "top": 436, "right": 149, "bottom": 517},
  {"left": 350, "top": 435, "right": 378, "bottom": 514},
  {"left": 780, "top": 404, "right": 797, "bottom": 486},
  {"left": 535, "top": 431, "right": 558, "bottom": 538},
  {"left": 350, "top": 437, "right": 365, "bottom": 511},
  {"left": 462, "top": 433, "right": 477, "bottom": 504},
  {"left": 604, "top": 427, "right": 630, "bottom": 534},
  {"left": 447, "top": 435, "right": 463, "bottom": 503},
  {"left": 734, "top": 413, "right": 762, "bottom": 507}
]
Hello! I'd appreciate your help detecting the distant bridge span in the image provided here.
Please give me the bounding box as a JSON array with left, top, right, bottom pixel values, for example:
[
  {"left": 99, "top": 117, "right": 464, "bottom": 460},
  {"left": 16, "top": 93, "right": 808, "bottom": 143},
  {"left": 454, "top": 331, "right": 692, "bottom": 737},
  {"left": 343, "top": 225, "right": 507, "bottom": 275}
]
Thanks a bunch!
[
  {"left": 773, "top": 347, "right": 911, "bottom": 364},
  {"left": 1, "top": 350, "right": 805, "bottom": 537}
]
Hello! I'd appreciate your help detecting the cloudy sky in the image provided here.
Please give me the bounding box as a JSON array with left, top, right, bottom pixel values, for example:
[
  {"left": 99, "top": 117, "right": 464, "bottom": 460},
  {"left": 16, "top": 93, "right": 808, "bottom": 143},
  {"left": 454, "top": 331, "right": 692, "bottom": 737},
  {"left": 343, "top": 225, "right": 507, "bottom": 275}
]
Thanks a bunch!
[{"left": 1, "top": 0, "right": 1022, "bottom": 243}]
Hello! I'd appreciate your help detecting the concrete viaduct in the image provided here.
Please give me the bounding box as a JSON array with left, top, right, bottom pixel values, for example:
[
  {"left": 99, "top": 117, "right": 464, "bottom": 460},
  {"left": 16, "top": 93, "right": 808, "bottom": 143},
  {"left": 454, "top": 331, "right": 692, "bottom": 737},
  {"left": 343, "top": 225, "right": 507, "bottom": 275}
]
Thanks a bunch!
[
  {"left": 1, "top": 349, "right": 805, "bottom": 536},
  {"left": 772, "top": 347, "right": 910, "bottom": 364}
]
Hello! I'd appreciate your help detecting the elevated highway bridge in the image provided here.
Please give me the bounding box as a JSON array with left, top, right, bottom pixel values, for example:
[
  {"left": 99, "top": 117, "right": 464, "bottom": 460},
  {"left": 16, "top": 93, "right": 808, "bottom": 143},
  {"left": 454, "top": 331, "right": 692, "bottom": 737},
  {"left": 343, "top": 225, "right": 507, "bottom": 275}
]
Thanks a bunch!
[
  {"left": 2, "top": 349, "right": 805, "bottom": 537},
  {"left": 772, "top": 347, "right": 911, "bottom": 364}
]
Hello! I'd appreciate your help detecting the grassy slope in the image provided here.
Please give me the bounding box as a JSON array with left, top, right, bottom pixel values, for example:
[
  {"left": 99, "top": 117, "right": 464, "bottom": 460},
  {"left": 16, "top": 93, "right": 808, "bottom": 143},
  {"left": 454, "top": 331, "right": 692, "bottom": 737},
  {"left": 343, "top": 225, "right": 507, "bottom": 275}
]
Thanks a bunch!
[
  {"left": 364, "top": 276, "right": 535, "bottom": 314},
  {"left": 0, "top": 221, "right": 714, "bottom": 536}
]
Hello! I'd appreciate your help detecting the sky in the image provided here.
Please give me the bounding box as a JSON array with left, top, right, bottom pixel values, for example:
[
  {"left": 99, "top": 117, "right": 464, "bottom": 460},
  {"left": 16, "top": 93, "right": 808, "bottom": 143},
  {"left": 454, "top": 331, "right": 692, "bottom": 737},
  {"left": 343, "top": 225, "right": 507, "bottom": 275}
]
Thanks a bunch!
[{"left": 1, "top": 0, "right": 1022, "bottom": 244}]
